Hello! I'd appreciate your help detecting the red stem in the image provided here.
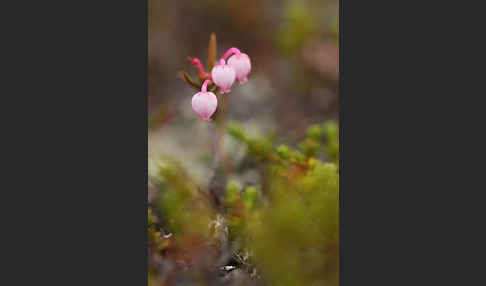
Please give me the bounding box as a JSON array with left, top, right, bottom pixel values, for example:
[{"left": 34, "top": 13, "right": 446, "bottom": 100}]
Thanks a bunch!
[
  {"left": 221, "top": 47, "right": 241, "bottom": 61},
  {"left": 188, "top": 57, "right": 207, "bottom": 75}
]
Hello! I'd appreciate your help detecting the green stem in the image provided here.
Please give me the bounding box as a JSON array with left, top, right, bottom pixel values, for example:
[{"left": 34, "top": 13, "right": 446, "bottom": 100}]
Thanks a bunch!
[{"left": 209, "top": 92, "right": 227, "bottom": 210}]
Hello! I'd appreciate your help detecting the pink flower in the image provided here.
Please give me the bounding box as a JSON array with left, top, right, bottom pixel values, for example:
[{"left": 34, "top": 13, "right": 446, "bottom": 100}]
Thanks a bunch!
[
  {"left": 192, "top": 80, "right": 217, "bottom": 121},
  {"left": 228, "top": 53, "right": 251, "bottom": 83},
  {"left": 211, "top": 59, "right": 235, "bottom": 94},
  {"left": 222, "top": 47, "right": 251, "bottom": 83}
]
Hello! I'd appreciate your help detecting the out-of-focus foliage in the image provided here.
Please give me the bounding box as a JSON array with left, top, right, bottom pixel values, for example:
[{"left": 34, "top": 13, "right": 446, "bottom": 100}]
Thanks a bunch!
[
  {"left": 277, "top": 0, "right": 317, "bottom": 55},
  {"left": 149, "top": 121, "right": 339, "bottom": 285},
  {"left": 154, "top": 161, "right": 212, "bottom": 239},
  {"left": 323, "top": 121, "right": 339, "bottom": 165},
  {"left": 227, "top": 122, "right": 338, "bottom": 282},
  {"left": 298, "top": 121, "right": 339, "bottom": 165},
  {"left": 247, "top": 161, "right": 338, "bottom": 286}
]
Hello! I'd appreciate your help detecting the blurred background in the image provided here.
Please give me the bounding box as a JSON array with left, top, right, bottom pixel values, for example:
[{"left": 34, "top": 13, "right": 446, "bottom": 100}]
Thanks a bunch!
[
  {"left": 149, "top": 0, "right": 338, "bottom": 178},
  {"left": 148, "top": 0, "right": 339, "bottom": 285}
]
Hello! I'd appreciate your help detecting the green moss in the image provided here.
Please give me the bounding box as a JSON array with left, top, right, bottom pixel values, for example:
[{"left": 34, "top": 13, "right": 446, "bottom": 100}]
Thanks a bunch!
[{"left": 149, "top": 120, "right": 339, "bottom": 285}]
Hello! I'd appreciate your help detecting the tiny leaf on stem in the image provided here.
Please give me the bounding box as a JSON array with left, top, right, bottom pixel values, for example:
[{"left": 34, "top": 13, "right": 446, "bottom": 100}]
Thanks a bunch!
[
  {"left": 208, "top": 33, "right": 217, "bottom": 72},
  {"left": 181, "top": 71, "right": 202, "bottom": 90}
]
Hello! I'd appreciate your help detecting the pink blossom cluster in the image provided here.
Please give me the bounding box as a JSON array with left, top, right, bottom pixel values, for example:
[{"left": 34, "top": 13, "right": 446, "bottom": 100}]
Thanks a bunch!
[{"left": 190, "top": 47, "right": 251, "bottom": 121}]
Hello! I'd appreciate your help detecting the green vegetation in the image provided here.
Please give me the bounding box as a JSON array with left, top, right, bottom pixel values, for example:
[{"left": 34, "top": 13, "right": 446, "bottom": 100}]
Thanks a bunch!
[{"left": 148, "top": 121, "right": 339, "bottom": 285}]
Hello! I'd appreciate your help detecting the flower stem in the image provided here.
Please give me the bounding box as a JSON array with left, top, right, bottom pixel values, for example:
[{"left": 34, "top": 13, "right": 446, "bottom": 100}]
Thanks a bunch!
[
  {"left": 201, "top": 79, "right": 211, "bottom": 92},
  {"left": 209, "top": 92, "right": 226, "bottom": 209},
  {"left": 221, "top": 47, "right": 241, "bottom": 61},
  {"left": 188, "top": 57, "right": 209, "bottom": 78},
  {"left": 211, "top": 123, "right": 220, "bottom": 170}
]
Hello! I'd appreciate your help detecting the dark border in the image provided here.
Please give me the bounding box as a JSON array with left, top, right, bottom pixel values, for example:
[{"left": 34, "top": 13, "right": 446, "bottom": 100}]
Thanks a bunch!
[{"left": 9, "top": 0, "right": 149, "bottom": 283}]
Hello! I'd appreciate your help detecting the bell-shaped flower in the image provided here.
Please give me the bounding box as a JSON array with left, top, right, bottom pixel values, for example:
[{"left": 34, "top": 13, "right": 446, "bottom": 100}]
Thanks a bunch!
[
  {"left": 228, "top": 53, "right": 251, "bottom": 83},
  {"left": 222, "top": 47, "right": 251, "bottom": 83},
  {"left": 211, "top": 59, "right": 235, "bottom": 94},
  {"left": 192, "top": 80, "right": 217, "bottom": 121}
]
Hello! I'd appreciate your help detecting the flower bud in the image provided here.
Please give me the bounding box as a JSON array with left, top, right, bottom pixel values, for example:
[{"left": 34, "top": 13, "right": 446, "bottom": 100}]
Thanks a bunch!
[
  {"left": 211, "top": 59, "right": 235, "bottom": 94},
  {"left": 187, "top": 57, "right": 210, "bottom": 79},
  {"left": 192, "top": 80, "right": 217, "bottom": 121},
  {"left": 228, "top": 53, "right": 251, "bottom": 83}
]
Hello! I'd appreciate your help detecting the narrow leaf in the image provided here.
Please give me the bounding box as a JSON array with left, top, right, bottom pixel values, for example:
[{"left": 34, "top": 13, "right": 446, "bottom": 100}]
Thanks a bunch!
[
  {"left": 208, "top": 33, "right": 217, "bottom": 72},
  {"left": 181, "top": 71, "right": 202, "bottom": 91}
]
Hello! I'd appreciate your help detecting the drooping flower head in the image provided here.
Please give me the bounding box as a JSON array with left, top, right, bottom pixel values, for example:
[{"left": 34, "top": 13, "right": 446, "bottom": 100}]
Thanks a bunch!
[
  {"left": 192, "top": 80, "right": 217, "bottom": 121},
  {"left": 223, "top": 47, "right": 251, "bottom": 83},
  {"left": 211, "top": 59, "right": 235, "bottom": 94}
]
